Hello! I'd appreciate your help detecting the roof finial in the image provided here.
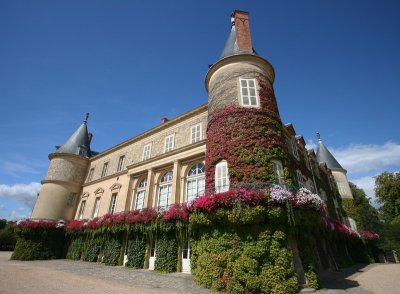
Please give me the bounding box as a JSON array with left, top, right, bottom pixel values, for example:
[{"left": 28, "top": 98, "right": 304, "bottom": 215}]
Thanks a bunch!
[
  {"left": 83, "top": 113, "right": 89, "bottom": 124},
  {"left": 230, "top": 12, "right": 235, "bottom": 27},
  {"left": 316, "top": 132, "right": 321, "bottom": 142}
]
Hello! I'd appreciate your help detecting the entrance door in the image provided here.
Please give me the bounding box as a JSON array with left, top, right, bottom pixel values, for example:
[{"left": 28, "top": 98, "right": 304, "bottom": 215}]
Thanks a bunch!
[
  {"left": 149, "top": 240, "right": 156, "bottom": 270},
  {"left": 182, "top": 240, "right": 191, "bottom": 273}
]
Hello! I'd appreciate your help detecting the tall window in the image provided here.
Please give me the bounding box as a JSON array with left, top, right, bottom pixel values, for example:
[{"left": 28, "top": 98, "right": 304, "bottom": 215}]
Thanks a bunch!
[
  {"left": 215, "top": 160, "right": 229, "bottom": 193},
  {"left": 186, "top": 163, "right": 205, "bottom": 202},
  {"left": 337, "top": 182, "right": 346, "bottom": 196},
  {"left": 143, "top": 143, "right": 152, "bottom": 160},
  {"left": 92, "top": 197, "right": 100, "bottom": 218},
  {"left": 109, "top": 193, "right": 117, "bottom": 214},
  {"left": 164, "top": 135, "right": 174, "bottom": 152},
  {"left": 240, "top": 78, "right": 259, "bottom": 107},
  {"left": 101, "top": 162, "right": 109, "bottom": 177},
  {"left": 291, "top": 137, "right": 299, "bottom": 159},
  {"left": 78, "top": 200, "right": 86, "bottom": 219},
  {"left": 117, "top": 155, "right": 125, "bottom": 172},
  {"left": 158, "top": 171, "right": 173, "bottom": 209},
  {"left": 87, "top": 168, "right": 94, "bottom": 182},
  {"left": 272, "top": 160, "right": 285, "bottom": 185},
  {"left": 135, "top": 178, "right": 147, "bottom": 210},
  {"left": 190, "top": 124, "right": 202, "bottom": 143},
  {"left": 296, "top": 170, "right": 305, "bottom": 188}
]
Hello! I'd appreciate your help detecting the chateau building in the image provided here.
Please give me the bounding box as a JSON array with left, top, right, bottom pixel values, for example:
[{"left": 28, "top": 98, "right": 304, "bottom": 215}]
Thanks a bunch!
[{"left": 31, "top": 10, "right": 354, "bottom": 272}]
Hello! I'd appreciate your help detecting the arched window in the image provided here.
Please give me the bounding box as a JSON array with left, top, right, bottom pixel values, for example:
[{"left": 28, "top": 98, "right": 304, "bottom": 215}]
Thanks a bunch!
[
  {"left": 215, "top": 160, "right": 229, "bottom": 193},
  {"left": 135, "top": 178, "right": 147, "bottom": 210},
  {"left": 272, "top": 160, "right": 285, "bottom": 185},
  {"left": 158, "top": 171, "right": 173, "bottom": 209},
  {"left": 186, "top": 163, "right": 205, "bottom": 202}
]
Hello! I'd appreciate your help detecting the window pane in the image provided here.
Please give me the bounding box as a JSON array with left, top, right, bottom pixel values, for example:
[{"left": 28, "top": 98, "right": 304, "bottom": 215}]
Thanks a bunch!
[
  {"left": 241, "top": 80, "right": 247, "bottom": 87},
  {"left": 249, "top": 88, "right": 256, "bottom": 96},
  {"left": 248, "top": 80, "right": 255, "bottom": 87},
  {"left": 243, "top": 96, "right": 249, "bottom": 105},
  {"left": 242, "top": 88, "right": 248, "bottom": 95}
]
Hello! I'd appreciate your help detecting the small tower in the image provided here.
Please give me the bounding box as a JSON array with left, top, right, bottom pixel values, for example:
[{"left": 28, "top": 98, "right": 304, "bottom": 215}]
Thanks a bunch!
[
  {"left": 31, "top": 114, "right": 93, "bottom": 220},
  {"left": 205, "top": 11, "right": 288, "bottom": 190},
  {"left": 316, "top": 133, "right": 353, "bottom": 199}
]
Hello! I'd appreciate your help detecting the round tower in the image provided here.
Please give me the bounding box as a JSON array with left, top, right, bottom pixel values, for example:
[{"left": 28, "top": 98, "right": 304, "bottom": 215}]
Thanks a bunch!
[
  {"left": 31, "top": 114, "right": 93, "bottom": 221},
  {"left": 205, "top": 11, "right": 288, "bottom": 190}
]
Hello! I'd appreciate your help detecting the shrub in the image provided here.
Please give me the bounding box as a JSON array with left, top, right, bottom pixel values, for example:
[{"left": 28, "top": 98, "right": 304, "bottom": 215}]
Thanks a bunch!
[
  {"left": 84, "top": 237, "right": 101, "bottom": 262},
  {"left": 103, "top": 235, "right": 122, "bottom": 265},
  {"left": 126, "top": 237, "right": 146, "bottom": 268},
  {"left": 154, "top": 231, "right": 178, "bottom": 272},
  {"left": 66, "top": 235, "right": 84, "bottom": 260}
]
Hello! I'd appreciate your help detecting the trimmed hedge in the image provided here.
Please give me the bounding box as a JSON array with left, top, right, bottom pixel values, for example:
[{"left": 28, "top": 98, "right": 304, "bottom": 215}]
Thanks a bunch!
[
  {"left": 126, "top": 236, "right": 146, "bottom": 268},
  {"left": 155, "top": 231, "right": 178, "bottom": 273},
  {"left": 66, "top": 235, "right": 84, "bottom": 260},
  {"left": 103, "top": 235, "right": 122, "bottom": 265},
  {"left": 84, "top": 237, "right": 101, "bottom": 262}
]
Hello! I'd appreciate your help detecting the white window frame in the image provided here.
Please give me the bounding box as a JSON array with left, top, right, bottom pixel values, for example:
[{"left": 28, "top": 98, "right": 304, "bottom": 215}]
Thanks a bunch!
[
  {"left": 101, "top": 162, "right": 109, "bottom": 177},
  {"left": 164, "top": 135, "right": 175, "bottom": 153},
  {"left": 92, "top": 197, "right": 101, "bottom": 218},
  {"left": 272, "top": 160, "right": 285, "bottom": 185},
  {"left": 78, "top": 200, "right": 86, "bottom": 220},
  {"left": 190, "top": 124, "right": 202, "bottom": 143},
  {"left": 142, "top": 143, "right": 152, "bottom": 160},
  {"left": 158, "top": 171, "right": 173, "bottom": 209},
  {"left": 135, "top": 178, "right": 147, "bottom": 210},
  {"left": 109, "top": 193, "right": 118, "bottom": 214},
  {"left": 337, "top": 182, "right": 346, "bottom": 196},
  {"left": 117, "top": 155, "right": 126, "bottom": 172},
  {"left": 186, "top": 163, "right": 205, "bottom": 202},
  {"left": 215, "top": 160, "right": 229, "bottom": 193},
  {"left": 291, "top": 137, "right": 299, "bottom": 160},
  {"left": 239, "top": 78, "right": 259, "bottom": 107},
  {"left": 87, "top": 167, "right": 94, "bottom": 182},
  {"left": 296, "top": 170, "right": 305, "bottom": 188}
]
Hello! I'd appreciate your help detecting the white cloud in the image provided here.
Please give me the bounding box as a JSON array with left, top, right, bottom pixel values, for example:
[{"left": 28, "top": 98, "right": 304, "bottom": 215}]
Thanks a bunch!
[
  {"left": 0, "top": 182, "right": 41, "bottom": 208},
  {"left": 331, "top": 141, "right": 400, "bottom": 174},
  {"left": 306, "top": 139, "right": 316, "bottom": 151}
]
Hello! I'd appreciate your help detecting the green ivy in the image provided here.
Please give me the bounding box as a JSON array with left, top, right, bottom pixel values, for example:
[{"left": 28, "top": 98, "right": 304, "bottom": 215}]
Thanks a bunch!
[
  {"left": 154, "top": 231, "right": 178, "bottom": 273},
  {"left": 84, "top": 237, "right": 101, "bottom": 262},
  {"left": 126, "top": 236, "right": 146, "bottom": 268},
  {"left": 11, "top": 227, "right": 65, "bottom": 260},
  {"left": 67, "top": 235, "right": 84, "bottom": 260},
  {"left": 103, "top": 235, "right": 122, "bottom": 266}
]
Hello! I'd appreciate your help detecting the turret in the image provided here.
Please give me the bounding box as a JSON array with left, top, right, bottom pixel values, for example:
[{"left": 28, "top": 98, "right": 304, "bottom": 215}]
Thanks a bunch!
[
  {"left": 316, "top": 132, "right": 353, "bottom": 199},
  {"left": 31, "top": 114, "right": 93, "bottom": 220},
  {"left": 204, "top": 11, "right": 288, "bottom": 190}
]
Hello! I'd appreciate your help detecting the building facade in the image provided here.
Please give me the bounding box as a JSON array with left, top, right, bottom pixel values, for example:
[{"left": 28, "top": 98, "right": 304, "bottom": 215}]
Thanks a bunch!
[{"left": 31, "top": 11, "right": 355, "bottom": 272}]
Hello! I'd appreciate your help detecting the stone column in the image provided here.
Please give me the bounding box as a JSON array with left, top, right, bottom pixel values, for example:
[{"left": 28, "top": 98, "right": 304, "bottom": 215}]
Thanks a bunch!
[
  {"left": 172, "top": 160, "right": 181, "bottom": 205},
  {"left": 144, "top": 169, "right": 154, "bottom": 209}
]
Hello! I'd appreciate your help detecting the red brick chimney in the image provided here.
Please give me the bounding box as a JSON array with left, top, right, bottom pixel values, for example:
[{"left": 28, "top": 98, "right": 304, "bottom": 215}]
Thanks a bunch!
[
  {"left": 233, "top": 10, "right": 253, "bottom": 53},
  {"left": 161, "top": 117, "right": 169, "bottom": 124}
]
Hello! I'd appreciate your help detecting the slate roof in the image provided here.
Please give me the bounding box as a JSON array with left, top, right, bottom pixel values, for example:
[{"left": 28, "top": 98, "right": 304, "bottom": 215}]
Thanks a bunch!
[
  {"left": 316, "top": 133, "right": 343, "bottom": 170},
  {"left": 55, "top": 113, "right": 92, "bottom": 157}
]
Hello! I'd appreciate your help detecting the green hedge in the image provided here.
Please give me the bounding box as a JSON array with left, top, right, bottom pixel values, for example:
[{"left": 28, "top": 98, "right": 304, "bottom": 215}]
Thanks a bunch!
[
  {"left": 126, "top": 236, "right": 146, "bottom": 268},
  {"left": 66, "top": 235, "right": 84, "bottom": 260},
  {"left": 84, "top": 237, "right": 101, "bottom": 262},
  {"left": 155, "top": 231, "right": 178, "bottom": 273},
  {"left": 12, "top": 228, "right": 65, "bottom": 260},
  {"left": 103, "top": 235, "right": 122, "bottom": 265}
]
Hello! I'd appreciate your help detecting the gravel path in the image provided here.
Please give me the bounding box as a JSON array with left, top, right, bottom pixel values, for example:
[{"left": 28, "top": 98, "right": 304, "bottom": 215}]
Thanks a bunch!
[{"left": 1, "top": 251, "right": 399, "bottom": 294}]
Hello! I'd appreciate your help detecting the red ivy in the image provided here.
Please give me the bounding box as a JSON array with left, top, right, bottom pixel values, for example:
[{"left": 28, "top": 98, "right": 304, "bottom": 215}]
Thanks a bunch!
[
  {"left": 359, "top": 230, "right": 379, "bottom": 240},
  {"left": 163, "top": 203, "right": 189, "bottom": 222},
  {"left": 205, "top": 79, "right": 288, "bottom": 189},
  {"left": 14, "top": 220, "right": 57, "bottom": 230}
]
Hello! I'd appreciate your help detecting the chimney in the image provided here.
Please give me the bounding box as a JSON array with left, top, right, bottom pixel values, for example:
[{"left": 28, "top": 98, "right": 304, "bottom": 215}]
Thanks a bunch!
[
  {"left": 161, "top": 117, "right": 169, "bottom": 124},
  {"left": 87, "top": 133, "right": 93, "bottom": 143},
  {"left": 233, "top": 10, "right": 253, "bottom": 53}
]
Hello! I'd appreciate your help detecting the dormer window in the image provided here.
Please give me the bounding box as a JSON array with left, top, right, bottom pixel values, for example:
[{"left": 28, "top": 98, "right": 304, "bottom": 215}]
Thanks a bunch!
[{"left": 240, "top": 78, "right": 259, "bottom": 107}]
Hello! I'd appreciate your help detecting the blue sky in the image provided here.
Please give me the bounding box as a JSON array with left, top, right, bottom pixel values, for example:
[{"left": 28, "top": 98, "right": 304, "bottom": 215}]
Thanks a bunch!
[{"left": 1, "top": 1, "right": 399, "bottom": 220}]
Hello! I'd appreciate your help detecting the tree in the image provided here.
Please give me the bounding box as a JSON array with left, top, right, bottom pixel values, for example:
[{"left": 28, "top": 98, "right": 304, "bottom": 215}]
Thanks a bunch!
[
  {"left": 347, "top": 182, "right": 381, "bottom": 233},
  {"left": 375, "top": 172, "right": 400, "bottom": 223}
]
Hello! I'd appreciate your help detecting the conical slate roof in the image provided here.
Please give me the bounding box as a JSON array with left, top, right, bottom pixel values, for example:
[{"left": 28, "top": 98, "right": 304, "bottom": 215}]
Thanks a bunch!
[
  {"left": 218, "top": 15, "right": 256, "bottom": 60},
  {"left": 55, "top": 113, "right": 92, "bottom": 157},
  {"left": 316, "top": 133, "right": 343, "bottom": 170}
]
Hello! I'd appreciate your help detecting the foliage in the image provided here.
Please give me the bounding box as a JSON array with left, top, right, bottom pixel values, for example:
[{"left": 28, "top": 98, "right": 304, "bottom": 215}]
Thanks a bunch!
[
  {"left": 0, "top": 219, "right": 6, "bottom": 230},
  {"left": 382, "top": 215, "right": 400, "bottom": 256},
  {"left": 12, "top": 227, "right": 65, "bottom": 260},
  {"left": 66, "top": 235, "right": 84, "bottom": 260},
  {"left": 84, "top": 237, "right": 101, "bottom": 262},
  {"left": 0, "top": 223, "right": 16, "bottom": 250},
  {"left": 344, "top": 182, "right": 382, "bottom": 232},
  {"left": 103, "top": 235, "right": 122, "bottom": 265},
  {"left": 375, "top": 172, "right": 400, "bottom": 223},
  {"left": 154, "top": 231, "right": 178, "bottom": 273},
  {"left": 205, "top": 79, "right": 288, "bottom": 189},
  {"left": 190, "top": 224, "right": 298, "bottom": 294},
  {"left": 126, "top": 236, "right": 146, "bottom": 268}
]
